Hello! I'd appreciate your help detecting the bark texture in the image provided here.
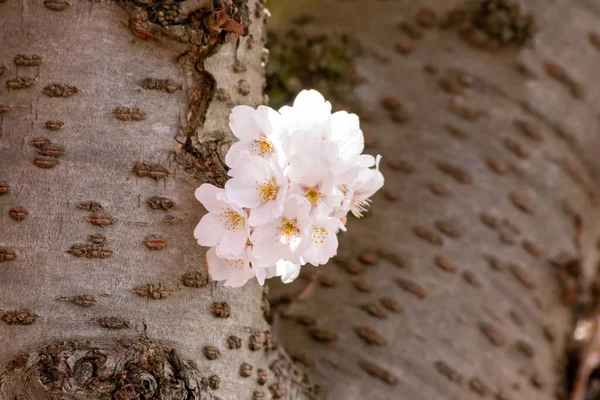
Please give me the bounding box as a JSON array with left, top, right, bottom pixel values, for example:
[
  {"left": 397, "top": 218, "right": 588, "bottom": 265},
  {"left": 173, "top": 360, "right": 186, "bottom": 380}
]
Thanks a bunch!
[
  {"left": 4, "top": 1, "right": 600, "bottom": 399},
  {"left": 0, "top": 1, "right": 312, "bottom": 399},
  {"left": 267, "top": 0, "right": 600, "bottom": 399}
]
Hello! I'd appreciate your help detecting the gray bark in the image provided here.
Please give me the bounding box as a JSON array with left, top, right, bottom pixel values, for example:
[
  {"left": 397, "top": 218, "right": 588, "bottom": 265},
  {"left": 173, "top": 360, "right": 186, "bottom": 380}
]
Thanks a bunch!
[
  {"left": 267, "top": 0, "right": 600, "bottom": 399},
  {"left": 0, "top": 1, "right": 309, "bottom": 399}
]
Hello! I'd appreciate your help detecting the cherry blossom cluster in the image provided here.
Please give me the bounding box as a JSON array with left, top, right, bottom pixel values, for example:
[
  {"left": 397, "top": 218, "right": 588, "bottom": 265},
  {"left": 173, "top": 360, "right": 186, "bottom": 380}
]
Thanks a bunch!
[{"left": 194, "top": 90, "right": 384, "bottom": 287}]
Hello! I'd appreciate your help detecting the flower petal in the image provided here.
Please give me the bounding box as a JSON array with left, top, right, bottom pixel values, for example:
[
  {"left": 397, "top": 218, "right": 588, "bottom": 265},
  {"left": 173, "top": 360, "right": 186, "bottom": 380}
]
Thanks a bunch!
[
  {"left": 330, "top": 112, "right": 364, "bottom": 161},
  {"left": 216, "top": 227, "right": 249, "bottom": 260},
  {"left": 194, "top": 213, "right": 227, "bottom": 247},
  {"left": 302, "top": 218, "right": 344, "bottom": 266},
  {"left": 251, "top": 221, "right": 294, "bottom": 269},
  {"left": 225, "top": 175, "right": 262, "bottom": 209},
  {"left": 207, "top": 247, "right": 254, "bottom": 288},
  {"left": 331, "top": 110, "right": 360, "bottom": 130},
  {"left": 254, "top": 265, "right": 276, "bottom": 285},
  {"left": 358, "top": 154, "right": 375, "bottom": 168},
  {"left": 229, "top": 105, "right": 261, "bottom": 142},
  {"left": 225, "top": 141, "right": 253, "bottom": 169},
  {"left": 275, "top": 260, "right": 301, "bottom": 283},
  {"left": 248, "top": 201, "right": 281, "bottom": 226},
  {"left": 292, "top": 89, "right": 331, "bottom": 116},
  {"left": 255, "top": 105, "right": 282, "bottom": 137},
  {"left": 195, "top": 184, "right": 227, "bottom": 213},
  {"left": 279, "top": 90, "right": 332, "bottom": 135}
]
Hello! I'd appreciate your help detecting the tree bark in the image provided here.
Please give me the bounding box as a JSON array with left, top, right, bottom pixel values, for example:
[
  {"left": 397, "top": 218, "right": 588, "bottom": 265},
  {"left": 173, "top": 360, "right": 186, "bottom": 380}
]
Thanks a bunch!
[
  {"left": 0, "top": 1, "right": 309, "bottom": 399},
  {"left": 267, "top": 0, "right": 600, "bottom": 399},
  {"left": 5, "top": 1, "right": 600, "bottom": 399}
]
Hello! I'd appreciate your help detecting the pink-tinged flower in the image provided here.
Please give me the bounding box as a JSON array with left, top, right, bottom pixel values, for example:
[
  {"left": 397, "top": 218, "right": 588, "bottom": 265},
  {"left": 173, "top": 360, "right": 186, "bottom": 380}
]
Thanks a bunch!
[
  {"left": 225, "top": 152, "right": 288, "bottom": 226},
  {"left": 194, "top": 89, "right": 385, "bottom": 287},
  {"left": 226, "top": 105, "right": 287, "bottom": 168},
  {"left": 251, "top": 195, "right": 313, "bottom": 269},
  {"left": 206, "top": 239, "right": 286, "bottom": 287},
  {"left": 206, "top": 246, "right": 254, "bottom": 288},
  {"left": 194, "top": 184, "right": 249, "bottom": 259},
  {"left": 287, "top": 147, "right": 343, "bottom": 217},
  {"left": 301, "top": 217, "right": 346, "bottom": 266}
]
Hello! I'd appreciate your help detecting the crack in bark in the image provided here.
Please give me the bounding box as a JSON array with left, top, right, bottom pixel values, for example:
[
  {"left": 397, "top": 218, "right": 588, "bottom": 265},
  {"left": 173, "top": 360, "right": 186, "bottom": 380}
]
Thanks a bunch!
[{"left": 116, "top": 0, "right": 249, "bottom": 185}]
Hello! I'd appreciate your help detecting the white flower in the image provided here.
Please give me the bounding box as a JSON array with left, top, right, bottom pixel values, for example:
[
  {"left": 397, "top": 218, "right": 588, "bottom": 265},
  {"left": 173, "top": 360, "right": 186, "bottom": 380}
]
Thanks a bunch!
[
  {"left": 226, "top": 105, "right": 287, "bottom": 168},
  {"left": 206, "top": 246, "right": 254, "bottom": 288},
  {"left": 251, "top": 195, "right": 313, "bottom": 269},
  {"left": 282, "top": 91, "right": 364, "bottom": 168},
  {"left": 279, "top": 90, "right": 332, "bottom": 135},
  {"left": 225, "top": 152, "right": 288, "bottom": 226},
  {"left": 301, "top": 217, "right": 346, "bottom": 266},
  {"left": 329, "top": 111, "right": 364, "bottom": 163},
  {"left": 206, "top": 239, "right": 282, "bottom": 287},
  {"left": 287, "top": 144, "right": 343, "bottom": 216},
  {"left": 339, "top": 155, "right": 384, "bottom": 219},
  {"left": 194, "top": 184, "right": 249, "bottom": 259},
  {"left": 193, "top": 89, "right": 385, "bottom": 287}
]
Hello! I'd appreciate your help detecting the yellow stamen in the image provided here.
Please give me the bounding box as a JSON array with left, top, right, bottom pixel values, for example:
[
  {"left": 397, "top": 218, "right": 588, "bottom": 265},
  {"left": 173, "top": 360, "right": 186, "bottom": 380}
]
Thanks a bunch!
[
  {"left": 278, "top": 218, "right": 300, "bottom": 245},
  {"left": 256, "top": 178, "right": 279, "bottom": 202},
  {"left": 219, "top": 208, "right": 245, "bottom": 231},
  {"left": 304, "top": 186, "right": 323, "bottom": 205},
  {"left": 253, "top": 136, "right": 275, "bottom": 156},
  {"left": 312, "top": 226, "right": 328, "bottom": 244},
  {"left": 350, "top": 198, "right": 371, "bottom": 219}
]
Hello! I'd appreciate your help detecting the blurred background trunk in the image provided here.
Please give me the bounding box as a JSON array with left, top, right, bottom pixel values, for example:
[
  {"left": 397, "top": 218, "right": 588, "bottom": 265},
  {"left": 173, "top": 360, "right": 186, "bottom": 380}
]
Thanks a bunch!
[{"left": 266, "top": 0, "right": 600, "bottom": 399}]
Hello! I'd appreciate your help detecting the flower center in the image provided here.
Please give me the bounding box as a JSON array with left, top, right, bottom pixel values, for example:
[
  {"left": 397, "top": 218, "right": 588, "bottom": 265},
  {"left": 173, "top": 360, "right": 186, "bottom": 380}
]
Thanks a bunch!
[
  {"left": 278, "top": 218, "right": 300, "bottom": 245},
  {"left": 312, "top": 226, "right": 327, "bottom": 244},
  {"left": 253, "top": 136, "right": 275, "bottom": 157},
  {"left": 220, "top": 208, "right": 245, "bottom": 230},
  {"left": 304, "top": 186, "right": 323, "bottom": 205},
  {"left": 257, "top": 178, "right": 279, "bottom": 203}
]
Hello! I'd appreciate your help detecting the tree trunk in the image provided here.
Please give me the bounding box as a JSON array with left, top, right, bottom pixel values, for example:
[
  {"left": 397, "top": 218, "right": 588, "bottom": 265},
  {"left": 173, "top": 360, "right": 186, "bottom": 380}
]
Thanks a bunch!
[
  {"left": 0, "top": 1, "right": 309, "bottom": 399},
  {"left": 4, "top": 1, "right": 600, "bottom": 400},
  {"left": 267, "top": 0, "right": 600, "bottom": 399}
]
